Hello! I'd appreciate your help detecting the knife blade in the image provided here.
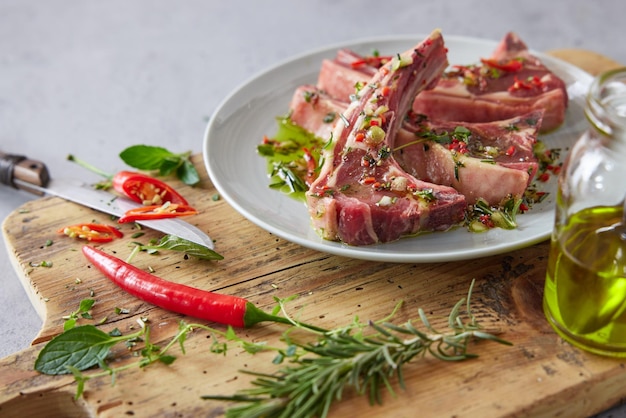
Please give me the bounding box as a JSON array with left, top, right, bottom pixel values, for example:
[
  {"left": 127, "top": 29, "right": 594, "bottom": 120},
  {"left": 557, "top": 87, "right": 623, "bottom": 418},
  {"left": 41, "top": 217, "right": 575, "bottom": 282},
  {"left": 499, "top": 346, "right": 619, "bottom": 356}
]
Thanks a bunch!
[{"left": 0, "top": 152, "right": 215, "bottom": 249}]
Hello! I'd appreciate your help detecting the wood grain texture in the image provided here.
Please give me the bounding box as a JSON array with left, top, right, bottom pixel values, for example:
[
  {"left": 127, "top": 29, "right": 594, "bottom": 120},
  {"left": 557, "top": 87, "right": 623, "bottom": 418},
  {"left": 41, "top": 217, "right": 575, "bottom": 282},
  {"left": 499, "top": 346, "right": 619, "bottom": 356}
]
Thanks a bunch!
[{"left": 0, "top": 50, "right": 623, "bottom": 418}]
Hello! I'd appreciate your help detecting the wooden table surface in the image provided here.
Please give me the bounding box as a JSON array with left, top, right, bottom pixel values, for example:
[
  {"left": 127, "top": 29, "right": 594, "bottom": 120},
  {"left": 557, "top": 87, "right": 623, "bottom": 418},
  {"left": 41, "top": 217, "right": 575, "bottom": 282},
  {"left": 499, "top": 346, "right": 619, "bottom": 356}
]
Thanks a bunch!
[{"left": 0, "top": 49, "right": 624, "bottom": 418}]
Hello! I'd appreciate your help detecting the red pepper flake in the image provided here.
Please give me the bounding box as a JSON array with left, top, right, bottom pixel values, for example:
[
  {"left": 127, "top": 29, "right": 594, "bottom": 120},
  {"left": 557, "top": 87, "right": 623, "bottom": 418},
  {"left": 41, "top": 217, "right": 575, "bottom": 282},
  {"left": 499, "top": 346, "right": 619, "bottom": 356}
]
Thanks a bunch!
[
  {"left": 505, "top": 145, "right": 516, "bottom": 156},
  {"left": 447, "top": 139, "right": 468, "bottom": 154},
  {"left": 479, "top": 214, "right": 495, "bottom": 228},
  {"left": 538, "top": 172, "right": 550, "bottom": 182},
  {"left": 355, "top": 132, "right": 365, "bottom": 142},
  {"left": 381, "top": 86, "right": 390, "bottom": 97},
  {"left": 370, "top": 119, "right": 380, "bottom": 127},
  {"left": 350, "top": 55, "right": 392, "bottom": 69},
  {"left": 508, "top": 75, "right": 545, "bottom": 92},
  {"left": 481, "top": 58, "right": 523, "bottom": 72},
  {"left": 363, "top": 176, "right": 376, "bottom": 184}
]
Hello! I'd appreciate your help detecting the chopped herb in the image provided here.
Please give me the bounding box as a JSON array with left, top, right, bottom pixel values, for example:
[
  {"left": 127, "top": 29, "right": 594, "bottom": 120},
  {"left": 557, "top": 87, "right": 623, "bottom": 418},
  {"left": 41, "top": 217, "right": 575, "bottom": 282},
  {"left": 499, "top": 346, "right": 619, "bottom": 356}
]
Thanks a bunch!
[
  {"left": 30, "top": 260, "right": 53, "bottom": 268},
  {"left": 323, "top": 112, "right": 337, "bottom": 123},
  {"left": 416, "top": 188, "right": 435, "bottom": 202}
]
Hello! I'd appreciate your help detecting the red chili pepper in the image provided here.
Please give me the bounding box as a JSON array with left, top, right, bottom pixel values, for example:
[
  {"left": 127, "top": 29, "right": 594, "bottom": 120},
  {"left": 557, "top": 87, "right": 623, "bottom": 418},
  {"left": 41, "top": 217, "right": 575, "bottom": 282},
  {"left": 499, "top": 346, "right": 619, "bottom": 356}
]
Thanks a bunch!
[
  {"left": 59, "top": 223, "right": 123, "bottom": 243},
  {"left": 480, "top": 58, "right": 523, "bottom": 72},
  {"left": 81, "top": 245, "right": 297, "bottom": 328},
  {"left": 113, "top": 171, "right": 189, "bottom": 206},
  {"left": 118, "top": 202, "right": 198, "bottom": 224}
]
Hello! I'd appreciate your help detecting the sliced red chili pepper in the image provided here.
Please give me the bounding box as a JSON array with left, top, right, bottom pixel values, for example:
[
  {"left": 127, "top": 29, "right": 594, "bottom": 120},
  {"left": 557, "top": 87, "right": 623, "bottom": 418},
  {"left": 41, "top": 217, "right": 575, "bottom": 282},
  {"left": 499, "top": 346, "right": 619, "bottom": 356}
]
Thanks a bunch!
[
  {"left": 480, "top": 58, "right": 523, "bottom": 72},
  {"left": 59, "top": 223, "right": 123, "bottom": 243},
  {"left": 81, "top": 246, "right": 323, "bottom": 329},
  {"left": 113, "top": 171, "right": 189, "bottom": 206},
  {"left": 118, "top": 202, "right": 198, "bottom": 224}
]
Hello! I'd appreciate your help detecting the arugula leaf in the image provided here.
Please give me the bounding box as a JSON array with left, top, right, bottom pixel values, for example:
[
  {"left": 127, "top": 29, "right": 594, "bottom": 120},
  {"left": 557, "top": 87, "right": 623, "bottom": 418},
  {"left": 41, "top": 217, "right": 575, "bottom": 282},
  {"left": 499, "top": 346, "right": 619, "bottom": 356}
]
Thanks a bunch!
[
  {"left": 34, "top": 325, "right": 120, "bottom": 375},
  {"left": 119, "top": 145, "right": 200, "bottom": 186}
]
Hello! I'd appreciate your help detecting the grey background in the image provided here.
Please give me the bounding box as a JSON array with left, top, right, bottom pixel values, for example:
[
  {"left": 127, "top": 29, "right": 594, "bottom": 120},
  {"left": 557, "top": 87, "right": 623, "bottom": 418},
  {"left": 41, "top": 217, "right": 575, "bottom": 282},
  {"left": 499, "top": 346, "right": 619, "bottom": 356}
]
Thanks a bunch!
[{"left": 1, "top": 1, "right": 625, "bottom": 416}]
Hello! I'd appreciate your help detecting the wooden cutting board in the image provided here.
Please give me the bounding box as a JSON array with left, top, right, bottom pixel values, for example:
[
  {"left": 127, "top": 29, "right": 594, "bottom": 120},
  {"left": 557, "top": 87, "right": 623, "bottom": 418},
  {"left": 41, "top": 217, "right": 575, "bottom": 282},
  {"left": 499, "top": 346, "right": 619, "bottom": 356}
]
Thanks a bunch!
[{"left": 0, "top": 49, "right": 623, "bottom": 418}]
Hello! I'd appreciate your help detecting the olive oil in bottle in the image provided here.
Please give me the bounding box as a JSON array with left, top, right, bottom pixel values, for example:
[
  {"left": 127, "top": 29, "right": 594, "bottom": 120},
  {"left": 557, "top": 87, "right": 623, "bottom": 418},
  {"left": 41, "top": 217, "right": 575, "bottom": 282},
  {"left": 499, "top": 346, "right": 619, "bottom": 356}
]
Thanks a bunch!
[
  {"left": 543, "top": 67, "right": 626, "bottom": 357},
  {"left": 543, "top": 205, "right": 626, "bottom": 356}
]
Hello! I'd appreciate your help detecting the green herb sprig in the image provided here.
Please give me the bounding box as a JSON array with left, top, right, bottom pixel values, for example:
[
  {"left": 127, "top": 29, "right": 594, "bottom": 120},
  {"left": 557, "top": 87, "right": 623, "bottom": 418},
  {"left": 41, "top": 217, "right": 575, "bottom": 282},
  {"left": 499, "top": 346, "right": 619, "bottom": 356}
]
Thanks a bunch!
[
  {"left": 466, "top": 197, "right": 522, "bottom": 232},
  {"left": 204, "top": 280, "right": 510, "bottom": 417},
  {"left": 126, "top": 234, "right": 223, "bottom": 262},
  {"left": 62, "top": 298, "right": 95, "bottom": 331},
  {"left": 119, "top": 145, "right": 200, "bottom": 185},
  {"left": 34, "top": 281, "right": 511, "bottom": 414}
]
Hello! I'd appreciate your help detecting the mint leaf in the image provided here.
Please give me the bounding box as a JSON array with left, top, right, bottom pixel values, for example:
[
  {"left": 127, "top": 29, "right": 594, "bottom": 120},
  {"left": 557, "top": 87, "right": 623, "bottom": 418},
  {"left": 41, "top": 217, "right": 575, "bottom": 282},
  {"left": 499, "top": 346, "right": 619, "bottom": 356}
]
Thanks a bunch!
[
  {"left": 35, "top": 325, "right": 118, "bottom": 375},
  {"left": 119, "top": 145, "right": 200, "bottom": 186},
  {"left": 120, "top": 145, "right": 176, "bottom": 170},
  {"left": 158, "top": 157, "right": 181, "bottom": 177},
  {"left": 177, "top": 160, "right": 200, "bottom": 185}
]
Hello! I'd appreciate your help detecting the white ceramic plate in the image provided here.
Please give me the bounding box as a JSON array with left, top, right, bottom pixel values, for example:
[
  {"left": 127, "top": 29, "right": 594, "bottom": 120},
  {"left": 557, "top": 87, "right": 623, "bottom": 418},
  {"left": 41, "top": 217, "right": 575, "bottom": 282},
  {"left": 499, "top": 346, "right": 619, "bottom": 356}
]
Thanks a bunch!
[{"left": 203, "top": 34, "right": 593, "bottom": 263}]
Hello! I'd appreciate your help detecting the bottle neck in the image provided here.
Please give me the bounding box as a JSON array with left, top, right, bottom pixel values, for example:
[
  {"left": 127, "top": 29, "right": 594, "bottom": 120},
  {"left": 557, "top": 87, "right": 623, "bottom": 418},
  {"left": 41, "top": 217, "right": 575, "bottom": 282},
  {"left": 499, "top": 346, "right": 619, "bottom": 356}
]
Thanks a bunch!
[{"left": 585, "top": 68, "right": 626, "bottom": 145}]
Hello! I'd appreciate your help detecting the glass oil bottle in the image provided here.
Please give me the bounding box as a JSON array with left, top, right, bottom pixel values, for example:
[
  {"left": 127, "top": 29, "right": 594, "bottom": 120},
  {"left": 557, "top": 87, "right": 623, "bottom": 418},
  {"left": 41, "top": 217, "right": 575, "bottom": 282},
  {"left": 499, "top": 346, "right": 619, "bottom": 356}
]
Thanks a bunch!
[{"left": 543, "top": 67, "right": 626, "bottom": 357}]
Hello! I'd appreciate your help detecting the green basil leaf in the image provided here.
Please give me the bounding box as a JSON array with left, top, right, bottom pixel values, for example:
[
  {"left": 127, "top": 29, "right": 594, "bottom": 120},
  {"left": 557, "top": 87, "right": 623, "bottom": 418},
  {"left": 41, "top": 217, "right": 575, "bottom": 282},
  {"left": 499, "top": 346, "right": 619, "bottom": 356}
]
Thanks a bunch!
[
  {"left": 35, "top": 325, "right": 117, "bottom": 375},
  {"left": 120, "top": 145, "right": 175, "bottom": 170},
  {"left": 152, "top": 235, "right": 223, "bottom": 260},
  {"left": 177, "top": 160, "right": 200, "bottom": 186}
]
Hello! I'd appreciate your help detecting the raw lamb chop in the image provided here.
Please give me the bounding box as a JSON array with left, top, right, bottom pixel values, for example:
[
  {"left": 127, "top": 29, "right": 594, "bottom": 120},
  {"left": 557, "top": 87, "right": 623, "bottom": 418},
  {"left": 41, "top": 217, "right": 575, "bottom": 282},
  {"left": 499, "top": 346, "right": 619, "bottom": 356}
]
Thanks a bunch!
[
  {"left": 412, "top": 32, "right": 568, "bottom": 133},
  {"left": 316, "top": 50, "right": 377, "bottom": 103},
  {"left": 289, "top": 86, "right": 542, "bottom": 206},
  {"left": 305, "top": 30, "right": 467, "bottom": 246},
  {"left": 395, "top": 111, "right": 543, "bottom": 205}
]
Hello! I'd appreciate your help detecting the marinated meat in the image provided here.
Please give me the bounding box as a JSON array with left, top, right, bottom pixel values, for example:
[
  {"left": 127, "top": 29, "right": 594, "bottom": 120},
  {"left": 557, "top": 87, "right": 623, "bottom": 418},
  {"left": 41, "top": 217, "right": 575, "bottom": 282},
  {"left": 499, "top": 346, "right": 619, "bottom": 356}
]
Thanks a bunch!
[
  {"left": 305, "top": 30, "right": 467, "bottom": 245},
  {"left": 412, "top": 32, "right": 567, "bottom": 133},
  {"left": 289, "top": 86, "right": 543, "bottom": 206},
  {"left": 395, "top": 111, "right": 543, "bottom": 205}
]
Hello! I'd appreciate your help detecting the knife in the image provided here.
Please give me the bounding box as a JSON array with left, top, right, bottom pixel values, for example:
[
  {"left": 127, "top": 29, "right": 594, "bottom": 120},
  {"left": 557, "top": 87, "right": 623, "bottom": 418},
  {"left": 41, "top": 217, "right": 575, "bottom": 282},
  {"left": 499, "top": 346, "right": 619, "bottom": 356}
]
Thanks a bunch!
[{"left": 0, "top": 152, "right": 215, "bottom": 249}]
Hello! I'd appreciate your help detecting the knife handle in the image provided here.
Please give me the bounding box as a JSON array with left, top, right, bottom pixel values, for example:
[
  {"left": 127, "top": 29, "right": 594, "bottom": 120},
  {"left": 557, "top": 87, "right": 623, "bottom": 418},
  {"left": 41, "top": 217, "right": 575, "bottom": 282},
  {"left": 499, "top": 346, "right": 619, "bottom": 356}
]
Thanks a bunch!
[{"left": 0, "top": 152, "right": 50, "bottom": 195}]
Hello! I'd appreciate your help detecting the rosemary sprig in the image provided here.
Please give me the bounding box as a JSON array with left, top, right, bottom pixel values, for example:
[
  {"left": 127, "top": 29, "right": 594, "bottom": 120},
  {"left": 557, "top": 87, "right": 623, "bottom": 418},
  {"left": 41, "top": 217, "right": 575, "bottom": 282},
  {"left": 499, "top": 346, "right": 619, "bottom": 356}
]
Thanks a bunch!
[{"left": 203, "top": 280, "right": 511, "bottom": 417}]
